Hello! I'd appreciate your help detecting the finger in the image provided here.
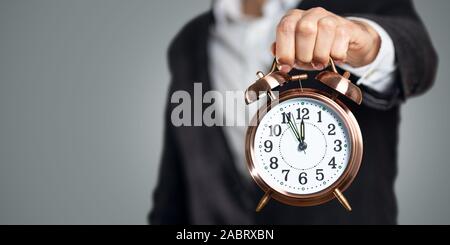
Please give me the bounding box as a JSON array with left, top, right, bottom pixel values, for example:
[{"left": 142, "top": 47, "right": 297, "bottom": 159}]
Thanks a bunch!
[
  {"left": 294, "top": 60, "right": 315, "bottom": 71},
  {"left": 275, "top": 10, "right": 304, "bottom": 72},
  {"left": 295, "top": 7, "right": 329, "bottom": 65},
  {"left": 313, "top": 16, "right": 338, "bottom": 68},
  {"left": 330, "top": 25, "right": 350, "bottom": 63}
]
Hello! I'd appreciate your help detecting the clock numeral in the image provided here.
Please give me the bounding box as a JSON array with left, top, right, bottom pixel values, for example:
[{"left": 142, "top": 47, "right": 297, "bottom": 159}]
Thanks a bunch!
[
  {"left": 282, "top": 169, "right": 290, "bottom": 182},
  {"left": 281, "top": 112, "right": 292, "bottom": 124},
  {"left": 328, "top": 157, "right": 337, "bottom": 169},
  {"left": 264, "top": 140, "right": 273, "bottom": 153},
  {"left": 317, "top": 111, "right": 322, "bottom": 123},
  {"left": 328, "top": 123, "right": 336, "bottom": 135},
  {"left": 334, "top": 140, "right": 342, "bottom": 152},
  {"left": 316, "top": 169, "right": 324, "bottom": 181},
  {"left": 299, "top": 172, "right": 308, "bottom": 185},
  {"left": 269, "top": 124, "right": 281, "bottom": 137},
  {"left": 296, "top": 108, "right": 310, "bottom": 120},
  {"left": 270, "top": 157, "right": 278, "bottom": 169}
]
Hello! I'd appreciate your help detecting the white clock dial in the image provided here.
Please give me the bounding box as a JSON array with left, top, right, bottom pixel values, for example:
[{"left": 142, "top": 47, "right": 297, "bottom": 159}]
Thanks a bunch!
[{"left": 253, "top": 97, "right": 351, "bottom": 195}]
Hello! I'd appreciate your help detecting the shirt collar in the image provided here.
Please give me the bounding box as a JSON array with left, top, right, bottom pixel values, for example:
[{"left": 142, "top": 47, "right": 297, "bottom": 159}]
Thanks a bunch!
[{"left": 213, "top": 0, "right": 300, "bottom": 25}]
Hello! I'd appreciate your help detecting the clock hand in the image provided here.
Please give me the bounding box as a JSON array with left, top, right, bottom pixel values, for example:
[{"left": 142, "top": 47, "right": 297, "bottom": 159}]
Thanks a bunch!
[
  {"left": 290, "top": 116, "right": 301, "bottom": 142},
  {"left": 295, "top": 117, "right": 308, "bottom": 153},
  {"left": 287, "top": 115, "right": 308, "bottom": 154},
  {"left": 286, "top": 116, "right": 301, "bottom": 142},
  {"left": 300, "top": 118, "right": 305, "bottom": 142}
]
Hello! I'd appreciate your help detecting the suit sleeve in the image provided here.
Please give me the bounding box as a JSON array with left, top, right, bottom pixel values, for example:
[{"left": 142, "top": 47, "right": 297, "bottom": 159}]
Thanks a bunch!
[
  {"left": 148, "top": 104, "right": 188, "bottom": 224},
  {"left": 149, "top": 40, "right": 189, "bottom": 224},
  {"left": 353, "top": 0, "right": 438, "bottom": 109}
]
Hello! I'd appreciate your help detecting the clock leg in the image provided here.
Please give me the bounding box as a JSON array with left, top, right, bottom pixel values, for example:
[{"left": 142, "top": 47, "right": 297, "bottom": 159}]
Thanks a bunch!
[
  {"left": 333, "top": 188, "right": 352, "bottom": 212},
  {"left": 256, "top": 191, "right": 272, "bottom": 212}
]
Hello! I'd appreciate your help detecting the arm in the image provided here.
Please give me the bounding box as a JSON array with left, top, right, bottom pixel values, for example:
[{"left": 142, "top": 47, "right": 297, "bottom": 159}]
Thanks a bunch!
[
  {"left": 149, "top": 39, "right": 189, "bottom": 224},
  {"left": 149, "top": 110, "right": 188, "bottom": 224},
  {"left": 353, "top": 0, "right": 438, "bottom": 108},
  {"left": 149, "top": 12, "right": 213, "bottom": 224},
  {"left": 273, "top": 0, "right": 437, "bottom": 109}
]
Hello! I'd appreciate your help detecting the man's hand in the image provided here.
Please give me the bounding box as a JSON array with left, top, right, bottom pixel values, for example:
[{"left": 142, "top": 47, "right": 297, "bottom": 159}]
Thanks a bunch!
[{"left": 272, "top": 7, "right": 381, "bottom": 72}]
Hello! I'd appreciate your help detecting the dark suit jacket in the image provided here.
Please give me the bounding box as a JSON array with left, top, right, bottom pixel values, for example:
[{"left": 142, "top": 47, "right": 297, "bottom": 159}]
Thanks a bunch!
[{"left": 150, "top": 0, "right": 437, "bottom": 225}]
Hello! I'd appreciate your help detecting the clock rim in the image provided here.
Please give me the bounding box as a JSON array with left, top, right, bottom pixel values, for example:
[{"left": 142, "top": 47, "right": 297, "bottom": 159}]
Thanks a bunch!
[{"left": 245, "top": 88, "right": 363, "bottom": 207}]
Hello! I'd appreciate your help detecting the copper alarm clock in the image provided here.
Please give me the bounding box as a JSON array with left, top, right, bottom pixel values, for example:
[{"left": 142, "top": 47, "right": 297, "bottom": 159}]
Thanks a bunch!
[{"left": 244, "top": 58, "right": 363, "bottom": 212}]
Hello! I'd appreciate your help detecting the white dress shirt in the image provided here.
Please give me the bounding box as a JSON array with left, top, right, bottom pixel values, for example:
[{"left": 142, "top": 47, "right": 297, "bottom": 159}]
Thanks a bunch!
[{"left": 209, "top": 0, "right": 397, "bottom": 177}]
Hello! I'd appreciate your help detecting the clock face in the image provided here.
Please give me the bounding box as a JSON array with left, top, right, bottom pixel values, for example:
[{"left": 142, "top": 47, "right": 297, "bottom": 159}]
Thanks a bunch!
[{"left": 253, "top": 97, "right": 352, "bottom": 195}]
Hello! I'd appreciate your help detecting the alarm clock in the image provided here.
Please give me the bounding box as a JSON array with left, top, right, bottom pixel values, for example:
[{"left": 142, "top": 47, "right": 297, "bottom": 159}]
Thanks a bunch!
[{"left": 244, "top": 58, "right": 363, "bottom": 212}]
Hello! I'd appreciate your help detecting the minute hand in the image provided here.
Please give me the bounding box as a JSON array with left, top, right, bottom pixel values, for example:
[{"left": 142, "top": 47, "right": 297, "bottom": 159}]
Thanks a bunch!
[{"left": 300, "top": 119, "right": 305, "bottom": 142}]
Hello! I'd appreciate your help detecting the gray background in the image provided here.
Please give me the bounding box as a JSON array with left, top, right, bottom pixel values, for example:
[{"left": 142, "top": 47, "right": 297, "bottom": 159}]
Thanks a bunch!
[{"left": 0, "top": 0, "right": 448, "bottom": 225}]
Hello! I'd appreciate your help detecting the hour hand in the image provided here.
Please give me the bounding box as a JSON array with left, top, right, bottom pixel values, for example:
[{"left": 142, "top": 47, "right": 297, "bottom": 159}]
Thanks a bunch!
[{"left": 286, "top": 116, "right": 301, "bottom": 142}]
